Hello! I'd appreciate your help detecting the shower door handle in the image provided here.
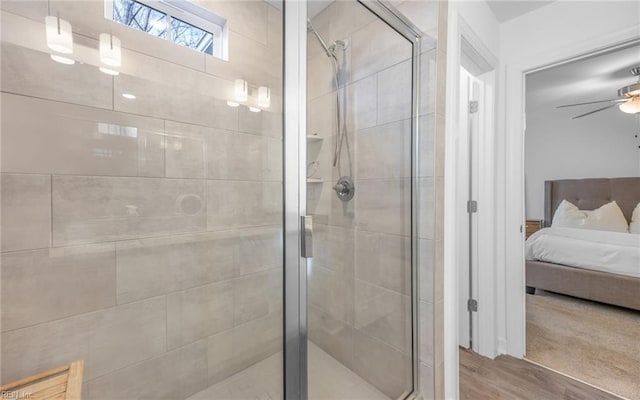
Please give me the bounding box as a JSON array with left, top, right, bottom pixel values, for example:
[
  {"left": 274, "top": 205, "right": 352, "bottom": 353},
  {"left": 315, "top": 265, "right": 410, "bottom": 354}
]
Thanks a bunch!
[{"left": 301, "top": 215, "right": 313, "bottom": 258}]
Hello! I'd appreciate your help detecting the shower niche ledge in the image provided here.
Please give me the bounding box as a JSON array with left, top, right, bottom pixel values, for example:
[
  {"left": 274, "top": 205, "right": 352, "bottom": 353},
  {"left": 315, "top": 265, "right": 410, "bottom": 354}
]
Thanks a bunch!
[{"left": 307, "top": 134, "right": 323, "bottom": 143}]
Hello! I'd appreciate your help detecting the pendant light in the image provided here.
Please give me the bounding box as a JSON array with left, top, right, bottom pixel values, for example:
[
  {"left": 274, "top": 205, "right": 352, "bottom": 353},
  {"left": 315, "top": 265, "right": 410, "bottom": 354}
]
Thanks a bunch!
[
  {"left": 45, "top": 15, "right": 74, "bottom": 64},
  {"left": 45, "top": 15, "right": 73, "bottom": 54},
  {"left": 234, "top": 79, "right": 248, "bottom": 102},
  {"left": 258, "top": 86, "right": 270, "bottom": 108},
  {"left": 99, "top": 33, "right": 122, "bottom": 75}
]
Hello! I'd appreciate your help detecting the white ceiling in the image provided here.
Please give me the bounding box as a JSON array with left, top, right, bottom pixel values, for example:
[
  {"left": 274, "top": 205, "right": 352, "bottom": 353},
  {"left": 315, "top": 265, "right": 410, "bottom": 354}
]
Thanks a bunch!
[
  {"left": 526, "top": 43, "right": 639, "bottom": 125},
  {"left": 486, "top": 0, "right": 556, "bottom": 23}
]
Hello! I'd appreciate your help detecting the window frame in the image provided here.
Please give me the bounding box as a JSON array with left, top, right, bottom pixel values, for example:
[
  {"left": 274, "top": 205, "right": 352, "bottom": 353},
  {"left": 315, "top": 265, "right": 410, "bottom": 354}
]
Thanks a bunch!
[{"left": 104, "top": 0, "right": 228, "bottom": 60}]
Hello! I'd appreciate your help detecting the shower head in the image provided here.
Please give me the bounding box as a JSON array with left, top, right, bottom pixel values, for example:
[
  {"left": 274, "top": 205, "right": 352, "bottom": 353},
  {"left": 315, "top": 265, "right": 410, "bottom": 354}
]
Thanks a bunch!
[{"left": 307, "top": 18, "right": 334, "bottom": 59}]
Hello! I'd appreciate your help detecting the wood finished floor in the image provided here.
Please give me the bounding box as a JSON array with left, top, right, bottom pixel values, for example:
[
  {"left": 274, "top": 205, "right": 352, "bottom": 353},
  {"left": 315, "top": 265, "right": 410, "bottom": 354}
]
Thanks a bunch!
[
  {"left": 459, "top": 349, "right": 623, "bottom": 400},
  {"left": 526, "top": 291, "right": 640, "bottom": 399}
]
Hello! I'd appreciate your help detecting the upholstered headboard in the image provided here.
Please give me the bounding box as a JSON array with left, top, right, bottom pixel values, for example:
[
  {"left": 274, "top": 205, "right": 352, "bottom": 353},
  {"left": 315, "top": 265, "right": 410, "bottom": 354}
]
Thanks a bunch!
[{"left": 543, "top": 178, "right": 640, "bottom": 227}]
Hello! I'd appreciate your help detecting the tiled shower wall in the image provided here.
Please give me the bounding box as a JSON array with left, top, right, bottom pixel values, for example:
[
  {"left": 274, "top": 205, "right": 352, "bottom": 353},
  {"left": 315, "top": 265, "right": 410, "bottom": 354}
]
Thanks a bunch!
[
  {"left": 0, "top": 1, "right": 283, "bottom": 399},
  {"left": 306, "top": 1, "right": 440, "bottom": 399}
]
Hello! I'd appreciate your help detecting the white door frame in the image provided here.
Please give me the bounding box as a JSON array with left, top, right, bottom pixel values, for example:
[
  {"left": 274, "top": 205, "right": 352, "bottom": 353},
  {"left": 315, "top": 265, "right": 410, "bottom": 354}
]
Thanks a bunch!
[
  {"left": 501, "top": 27, "right": 640, "bottom": 358},
  {"left": 443, "top": 12, "right": 498, "bottom": 400}
]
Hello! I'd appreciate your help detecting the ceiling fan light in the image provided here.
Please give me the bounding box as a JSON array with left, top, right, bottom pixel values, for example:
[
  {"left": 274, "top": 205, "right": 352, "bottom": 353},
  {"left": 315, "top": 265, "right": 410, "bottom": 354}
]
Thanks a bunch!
[{"left": 618, "top": 97, "right": 640, "bottom": 114}]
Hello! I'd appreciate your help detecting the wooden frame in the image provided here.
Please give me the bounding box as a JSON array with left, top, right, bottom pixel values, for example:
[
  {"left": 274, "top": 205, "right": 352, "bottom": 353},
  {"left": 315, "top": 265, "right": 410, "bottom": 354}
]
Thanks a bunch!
[{"left": 0, "top": 360, "right": 84, "bottom": 400}]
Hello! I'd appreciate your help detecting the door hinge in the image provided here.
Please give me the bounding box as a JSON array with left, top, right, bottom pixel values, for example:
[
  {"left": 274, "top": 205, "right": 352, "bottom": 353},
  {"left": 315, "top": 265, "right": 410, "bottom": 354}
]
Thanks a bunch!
[
  {"left": 467, "top": 200, "right": 478, "bottom": 213},
  {"left": 467, "top": 299, "right": 478, "bottom": 312},
  {"left": 469, "top": 100, "right": 479, "bottom": 114}
]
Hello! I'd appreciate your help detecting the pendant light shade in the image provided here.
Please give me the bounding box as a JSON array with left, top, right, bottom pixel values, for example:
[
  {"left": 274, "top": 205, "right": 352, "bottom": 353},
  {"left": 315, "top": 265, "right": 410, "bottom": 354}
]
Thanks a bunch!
[
  {"left": 45, "top": 15, "right": 73, "bottom": 54},
  {"left": 258, "top": 86, "right": 270, "bottom": 108},
  {"left": 234, "top": 79, "right": 248, "bottom": 102},
  {"left": 619, "top": 97, "right": 640, "bottom": 114},
  {"left": 50, "top": 54, "right": 74, "bottom": 65},
  {"left": 99, "top": 33, "right": 122, "bottom": 67}
]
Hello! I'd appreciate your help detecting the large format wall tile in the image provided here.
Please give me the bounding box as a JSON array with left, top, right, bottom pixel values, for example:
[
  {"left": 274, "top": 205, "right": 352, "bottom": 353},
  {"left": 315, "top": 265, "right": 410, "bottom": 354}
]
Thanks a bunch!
[
  {"left": 419, "top": 178, "right": 435, "bottom": 240},
  {"left": 355, "top": 230, "right": 411, "bottom": 295},
  {"left": 419, "top": 113, "right": 436, "bottom": 178},
  {"left": 1, "top": 244, "right": 116, "bottom": 332},
  {"left": 205, "top": 30, "right": 281, "bottom": 99},
  {"left": 313, "top": 224, "right": 355, "bottom": 275},
  {"left": 114, "top": 75, "right": 238, "bottom": 131},
  {"left": 1, "top": 94, "right": 165, "bottom": 178},
  {"left": 1, "top": 297, "right": 166, "bottom": 383},
  {"left": 200, "top": 1, "right": 269, "bottom": 47},
  {"left": 420, "top": 50, "right": 438, "bottom": 116},
  {"left": 350, "top": 17, "right": 412, "bottom": 83},
  {"left": 354, "top": 179, "right": 411, "bottom": 236},
  {"left": 165, "top": 121, "right": 206, "bottom": 179},
  {"left": 207, "top": 312, "right": 281, "bottom": 385},
  {"left": 354, "top": 280, "right": 412, "bottom": 354},
  {"left": 308, "top": 265, "right": 354, "bottom": 325},
  {"left": 348, "top": 74, "right": 377, "bottom": 131},
  {"left": 52, "top": 176, "right": 206, "bottom": 246},
  {"left": 167, "top": 281, "right": 234, "bottom": 350},
  {"left": 232, "top": 268, "right": 282, "bottom": 326},
  {"left": 419, "top": 300, "right": 434, "bottom": 365},
  {"left": 206, "top": 129, "right": 270, "bottom": 181},
  {"left": 116, "top": 232, "right": 233, "bottom": 304},
  {"left": 308, "top": 305, "right": 354, "bottom": 370},
  {"left": 357, "top": 119, "right": 411, "bottom": 180},
  {"left": 377, "top": 60, "right": 413, "bottom": 125},
  {"left": 88, "top": 340, "right": 208, "bottom": 400},
  {"left": 352, "top": 330, "right": 412, "bottom": 398},
  {"left": 207, "top": 180, "right": 281, "bottom": 230},
  {"left": 116, "top": 226, "right": 282, "bottom": 304},
  {"left": 1, "top": 173, "right": 50, "bottom": 252},
  {"left": 419, "top": 238, "right": 435, "bottom": 302},
  {"left": 1, "top": 44, "right": 112, "bottom": 109}
]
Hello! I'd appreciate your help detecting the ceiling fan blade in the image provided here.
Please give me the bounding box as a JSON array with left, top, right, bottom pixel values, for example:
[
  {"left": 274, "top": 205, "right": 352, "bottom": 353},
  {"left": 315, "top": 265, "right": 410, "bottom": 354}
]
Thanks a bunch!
[
  {"left": 572, "top": 103, "right": 620, "bottom": 119},
  {"left": 557, "top": 98, "right": 627, "bottom": 108}
]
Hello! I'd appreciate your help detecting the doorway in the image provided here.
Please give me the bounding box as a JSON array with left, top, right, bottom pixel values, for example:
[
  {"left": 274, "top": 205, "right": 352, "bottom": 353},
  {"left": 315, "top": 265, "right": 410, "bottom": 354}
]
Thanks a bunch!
[{"left": 455, "top": 38, "right": 496, "bottom": 355}]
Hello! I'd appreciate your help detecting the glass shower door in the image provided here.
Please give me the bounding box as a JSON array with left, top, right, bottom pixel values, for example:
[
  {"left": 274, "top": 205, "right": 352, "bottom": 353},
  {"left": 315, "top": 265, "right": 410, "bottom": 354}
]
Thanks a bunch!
[{"left": 305, "top": 1, "right": 419, "bottom": 399}]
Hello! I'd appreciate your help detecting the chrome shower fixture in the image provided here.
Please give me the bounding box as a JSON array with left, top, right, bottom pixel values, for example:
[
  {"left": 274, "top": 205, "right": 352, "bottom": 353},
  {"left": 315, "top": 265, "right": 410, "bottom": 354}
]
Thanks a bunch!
[
  {"left": 307, "top": 19, "right": 334, "bottom": 59},
  {"left": 308, "top": 18, "right": 354, "bottom": 202},
  {"left": 334, "top": 176, "right": 355, "bottom": 202}
]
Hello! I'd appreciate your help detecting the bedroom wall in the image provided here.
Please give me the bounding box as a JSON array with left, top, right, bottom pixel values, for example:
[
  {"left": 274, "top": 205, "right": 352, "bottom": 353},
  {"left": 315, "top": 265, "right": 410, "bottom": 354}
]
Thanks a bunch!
[
  {"left": 524, "top": 91, "right": 640, "bottom": 220},
  {"left": 497, "top": 0, "right": 640, "bottom": 357}
]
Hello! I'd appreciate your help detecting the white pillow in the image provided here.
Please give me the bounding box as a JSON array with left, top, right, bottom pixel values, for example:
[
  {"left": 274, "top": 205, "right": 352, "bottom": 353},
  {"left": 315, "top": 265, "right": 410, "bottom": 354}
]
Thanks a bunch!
[
  {"left": 630, "top": 203, "right": 640, "bottom": 234},
  {"left": 551, "top": 200, "right": 587, "bottom": 228},
  {"left": 582, "top": 201, "right": 629, "bottom": 233}
]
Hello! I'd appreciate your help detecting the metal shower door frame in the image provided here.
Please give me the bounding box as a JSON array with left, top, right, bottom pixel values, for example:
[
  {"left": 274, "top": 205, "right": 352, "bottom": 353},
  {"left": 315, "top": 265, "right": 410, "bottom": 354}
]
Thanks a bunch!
[{"left": 283, "top": 1, "right": 423, "bottom": 399}]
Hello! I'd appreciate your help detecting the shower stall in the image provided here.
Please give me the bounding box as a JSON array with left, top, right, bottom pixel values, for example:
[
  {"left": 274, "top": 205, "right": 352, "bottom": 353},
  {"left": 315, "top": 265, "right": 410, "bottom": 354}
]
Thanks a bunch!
[{"left": 0, "top": 1, "right": 438, "bottom": 399}]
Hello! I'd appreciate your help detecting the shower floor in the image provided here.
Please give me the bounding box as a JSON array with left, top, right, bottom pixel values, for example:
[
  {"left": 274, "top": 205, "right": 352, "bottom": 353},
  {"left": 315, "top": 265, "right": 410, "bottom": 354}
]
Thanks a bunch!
[{"left": 187, "top": 342, "right": 390, "bottom": 400}]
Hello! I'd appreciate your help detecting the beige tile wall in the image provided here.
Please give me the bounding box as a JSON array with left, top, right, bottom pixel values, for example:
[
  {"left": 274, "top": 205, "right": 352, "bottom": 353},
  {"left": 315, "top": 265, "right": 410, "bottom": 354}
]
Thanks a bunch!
[
  {"left": 306, "top": 1, "right": 441, "bottom": 399},
  {"left": 0, "top": 2, "right": 283, "bottom": 399}
]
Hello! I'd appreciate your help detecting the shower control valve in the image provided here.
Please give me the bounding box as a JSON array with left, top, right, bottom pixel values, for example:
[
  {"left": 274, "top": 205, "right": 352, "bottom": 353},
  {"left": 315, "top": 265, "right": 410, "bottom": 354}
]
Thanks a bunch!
[{"left": 334, "top": 176, "right": 355, "bottom": 202}]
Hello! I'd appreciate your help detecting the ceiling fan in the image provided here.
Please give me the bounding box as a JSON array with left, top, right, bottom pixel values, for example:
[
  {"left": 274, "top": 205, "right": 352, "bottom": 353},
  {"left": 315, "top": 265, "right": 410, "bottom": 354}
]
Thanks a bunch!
[{"left": 557, "top": 66, "right": 640, "bottom": 119}]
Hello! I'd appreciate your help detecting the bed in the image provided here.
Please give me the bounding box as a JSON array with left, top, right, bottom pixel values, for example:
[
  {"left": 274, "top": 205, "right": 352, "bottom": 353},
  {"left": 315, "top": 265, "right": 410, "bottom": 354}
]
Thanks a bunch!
[{"left": 525, "top": 177, "right": 640, "bottom": 311}]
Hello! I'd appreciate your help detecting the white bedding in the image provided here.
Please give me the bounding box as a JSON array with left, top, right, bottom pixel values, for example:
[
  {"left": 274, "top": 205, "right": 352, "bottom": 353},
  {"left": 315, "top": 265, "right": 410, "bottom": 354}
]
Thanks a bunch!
[{"left": 525, "top": 227, "right": 640, "bottom": 278}]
